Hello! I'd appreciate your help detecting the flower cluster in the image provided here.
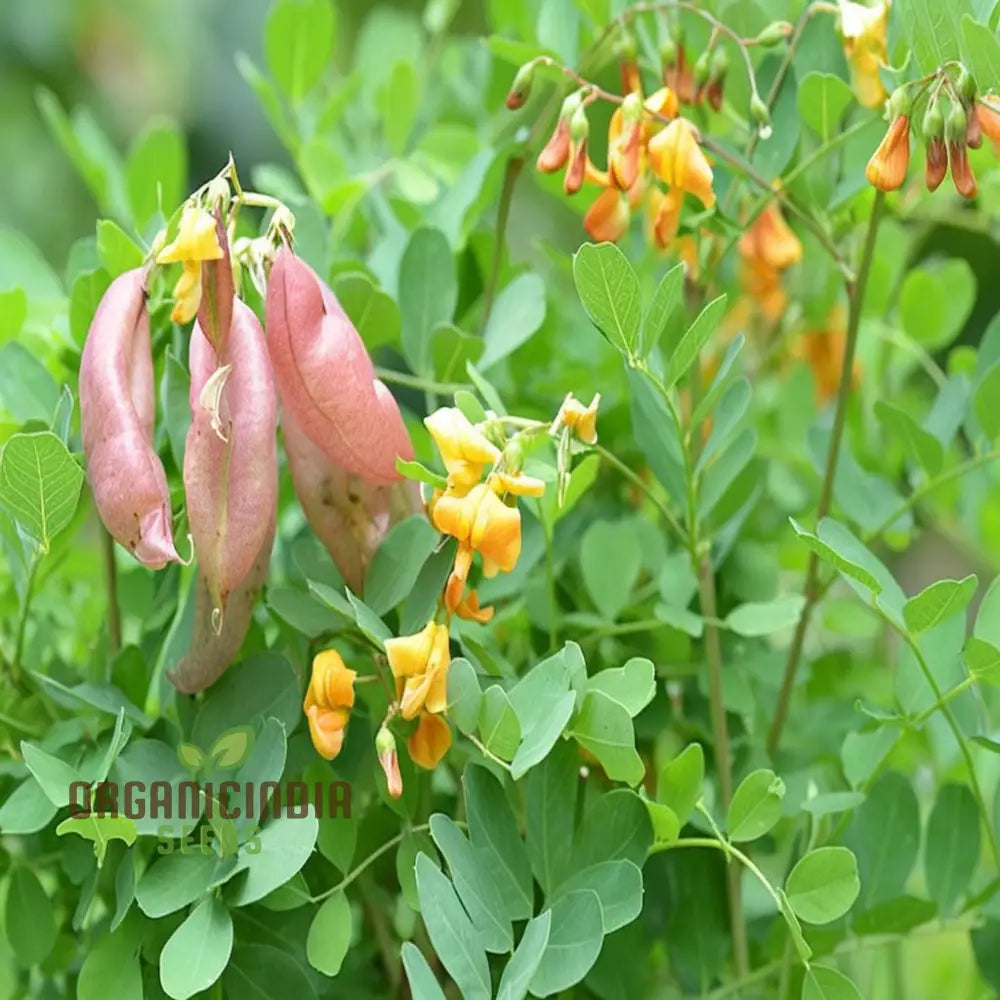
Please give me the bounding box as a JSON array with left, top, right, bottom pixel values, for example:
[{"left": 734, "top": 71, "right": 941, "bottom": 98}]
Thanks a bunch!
[
  {"left": 866, "top": 68, "right": 1000, "bottom": 199},
  {"left": 736, "top": 201, "right": 803, "bottom": 325}
]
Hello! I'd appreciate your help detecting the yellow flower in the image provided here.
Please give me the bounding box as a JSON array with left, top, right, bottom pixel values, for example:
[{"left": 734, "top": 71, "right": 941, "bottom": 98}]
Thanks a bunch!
[
  {"left": 647, "top": 118, "right": 715, "bottom": 209},
  {"left": 303, "top": 650, "right": 357, "bottom": 760},
  {"left": 584, "top": 187, "right": 631, "bottom": 243},
  {"left": 489, "top": 470, "right": 546, "bottom": 498},
  {"left": 555, "top": 393, "right": 600, "bottom": 444},
  {"left": 431, "top": 483, "right": 521, "bottom": 577},
  {"left": 739, "top": 202, "right": 802, "bottom": 273},
  {"left": 408, "top": 713, "right": 452, "bottom": 769},
  {"left": 424, "top": 408, "right": 500, "bottom": 491},
  {"left": 865, "top": 115, "right": 910, "bottom": 191},
  {"left": 385, "top": 621, "right": 450, "bottom": 720},
  {"left": 839, "top": 0, "right": 889, "bottom": 109},
  {"left": 157, "top": 205, "right": 224, "bottom": 325}
]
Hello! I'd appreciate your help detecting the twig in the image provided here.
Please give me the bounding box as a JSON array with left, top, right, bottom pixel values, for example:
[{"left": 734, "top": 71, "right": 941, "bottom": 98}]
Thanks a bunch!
[{"left": 767, "top": 191, "right": 886, "bottom": 758}]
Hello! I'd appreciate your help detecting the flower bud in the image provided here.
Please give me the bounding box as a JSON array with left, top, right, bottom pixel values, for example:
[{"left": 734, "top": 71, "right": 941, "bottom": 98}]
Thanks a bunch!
[
  {"left": 693, "top": 51, "right": 711, "bottom": 86},
  {"left": 505, "top": 61, "right": 535, "bottom": 110},
  {"left": 709, "top": 48, "right": 730, "bottom": 84},
  {"left": 614, "top": 35, "right": 637, "bottom": 62},
  {"left": 756, "top": 21, "right": 793, "bottom": 46},
  {"left": 569, "top": 105, "right": 589, "bottom": 143},
  {"left": 79, "top": 269, "right": 179, "bottom": 569},
  {"left": 888, "top": 86, "right": 912, "bottom": 119},
  {"left": 945, "top": 100, "right": 969, "bottom": 143},
  {"left": 659, "top": 34, "right": 678, "bottom": 66},
  {"left": 922, "top": 100, "right": 944, "bottom": 140},
  {"left": 621, "top": 91, "right": 643, "bottom": 123},
  {"left": 957, "top": 66, "right": 977, "bottom": 103},
  {"left": 376, "top": 727, "right": 403, "bottom": 799},
  {"left": 750, "top": 93, "right": 773, "bottom": 139}
]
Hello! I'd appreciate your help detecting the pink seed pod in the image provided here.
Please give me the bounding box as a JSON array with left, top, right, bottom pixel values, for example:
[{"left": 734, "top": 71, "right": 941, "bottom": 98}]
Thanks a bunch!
[
  {"left": 282, "top": 409, "right": 420, "bottom": 592},
  {"left": 168, "top": 517, "right": 274, "bottom": 694},
  {"left": 184, "top": 298, "right": 277, "bottom": 624},
  {"left": 79, "top": 268, "right": 179, "bottom": 569},
  {"left": 265, "top": 247, "right": 413, "bottom": 485}
]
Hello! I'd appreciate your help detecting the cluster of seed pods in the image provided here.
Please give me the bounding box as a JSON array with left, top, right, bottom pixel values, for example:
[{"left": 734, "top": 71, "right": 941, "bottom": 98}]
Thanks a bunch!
[{"left": 79, "top": 211, "right": 415, "bottom": 693}]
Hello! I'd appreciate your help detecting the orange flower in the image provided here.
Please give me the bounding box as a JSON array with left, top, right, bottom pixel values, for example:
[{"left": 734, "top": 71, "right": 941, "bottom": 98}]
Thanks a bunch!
[
  {"left": 839, "top": 0, "right": 889, "bottom": 109},
  {"left": 949, "top": 140, "right": 978, "bottom": 199},
  {"left": 554, "top": 393, "right": 600, "bottom": 444},
  {"left": 431, "top": 483, "right": 521, "bottom": 576},
  {"left": 649, "top": 186, "right": 685, "bottom": 249},
  {"left": 976, "top": 98, "right": 1000, "bottom": 153},
  {"left": 303, "top": 650, "right": 357, "bottom": 760},
  {"left": 739, "top": 202, "right": 802, "bottom": 272},
  {"left": 424, "top": 407, "right": 500, "bottom": 492},
  {"left": 408, "top": 713, "right": 452, "bottom": 770},
  {"left": 608, "top": 95, "right": 644, "bottom": 191},
  {"left": 584, "top": 187, "right": 631, "bottom": 242},
  {"left": 385, "top": 621, "right": 450, "bottom": 720},
  {"left": 453, "top": 588, "right": 494, "bottom": 623},
  {"left": 663, "top": 47, "right": 696, "bottom": 105},
  {"left": 647, "top": 118, "right": 715, "bottom": 208},
  {"left": 739, "top": 257, "right": 788, "bottom": 324},
  {"left": 865, "top": 115, "right": 910, "bottom": 191},
  {"left": 489, "top": 470, "right": 546, "bottom": 498},
  {"left": 796, "top": 307, "right": 857, "bottom": 402}
]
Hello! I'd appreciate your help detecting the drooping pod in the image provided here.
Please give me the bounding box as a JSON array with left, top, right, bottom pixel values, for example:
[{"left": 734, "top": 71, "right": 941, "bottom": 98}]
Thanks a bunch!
[
  {"left": 282, "top": 409, "right": 419, "bottom": 593},
  {"left": 183, "top": 298, "right": 278, "bottom": 626},
  {"left": 168, "top": 517, "right": 274, "bottom": 694},
  {"left": 79, "top": 268, "right": 179, "bottom": 568},
  {"left": 265, "top": 247, "right": 414, "bottom": 485}
]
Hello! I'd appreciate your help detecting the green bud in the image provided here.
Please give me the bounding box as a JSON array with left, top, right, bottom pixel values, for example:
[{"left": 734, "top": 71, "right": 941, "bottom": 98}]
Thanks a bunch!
[
  {"left": 755, "top": 21, "right": 793, "bottom": 47},
  {"left": 502, "top": 436, "right": 526, "bottom": 474},
  {"left": 614, "top": 34, "right": 638, "bottom": 62},
  {"left": 622, "top": 91, "right": 643, "bottom": 122},
  {"left": 922, "top": 100, "right": 944, "bottom": 139},
  {"left": 560, "top": 90, "right": 584, "bottom": 121},
  {"left": 888, "top": 86, "right": 912, "bottom": 119},
  {"left": 750, "top": 93, "right": 772, "bottom": 137},
  {"left": 693, "top": 51, "right": 711, "bottom": 85},
  {"left": 660, "top": 35, "right": 678, "bottom": 65},
  {"left": 375, "top": 726, "right": 396, "bottom": 755},
  {"left": 709, "top": 47, "right": 730, "bottom": 84},
  {"left": 957, "top": 66, "right": 977, "bottom": 102},
  {"left": 570, "top": 105, "right": 590, "bottom": 142},
  {"left": 505, "top": 61, "right": 536, "bottom": 110},
  {"left": 945, "top": 99, "right": 968, "bottom": 142}
]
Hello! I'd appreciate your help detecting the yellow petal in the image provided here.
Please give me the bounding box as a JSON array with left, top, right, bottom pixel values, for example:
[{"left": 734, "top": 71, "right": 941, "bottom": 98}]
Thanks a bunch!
[
  {"left": 408, "top": 713, "right": 452, "bottom": 769},
  {"left": 157, "top": 205, "right": 224, "bottom": 264}
]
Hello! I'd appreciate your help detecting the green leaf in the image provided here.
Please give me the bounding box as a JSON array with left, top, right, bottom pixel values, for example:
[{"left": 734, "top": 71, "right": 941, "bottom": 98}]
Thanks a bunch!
[
  {"left": 573, "top": 242, "right": 642, "bottom": 357},
  {"left": 70, "top": 268, "right": 112, "bottom": 347},
  {"left": 528, "top": 889, "right": 604, "bottom": 997},
  {"left": 77, "top": 922, "right": 143, "bottom": 1000},
  {"left": 258, "top": 872, "right": 311, "bottom": 911},
  {"left": 229, "top": 808, "right": 319, "bottom": 905},
  {"left": 572, "top": 788, "right": 652, "bottom": 871},
  {"left": 549, "top": 858, "right": 643, "bottom": 933},
  {"left": 225, "top": 945, "right": 319, "bottom": 999},
  {"left": 399, "top": 227, "right": 456, "bottom": 373},
  {"left": 654, "top": 601, "right": 705, "bottom": 637},
  {"left": 364, "top": 516, "right": 439, "bottom": 614},
  {"left": 397, "top": 830, "right": 437, "bottom": 910},
  {"left": 874, "top": 401, "right": 944, "bottom": 475},
  {"left": 789, "top": 518, "right": 883, "bottom": 594},
  {"left": 480, "top": 273, "right": 547, "bottom": 370},
  {"left": 903, "top": 575, "right": 977, "bottom": 634},
  {"left": 265, "top": 0, "right": 336, "bottom": 102},
  {"left": 964, "top": 635, "right": 1000, "bottom": 684},
  {"left": 725, "top": 595, "right": 805, "bottom": 637},
  {"left": 899, "top": 261, "right": 975, "bottom": 350},
  {"left": 975, "top": 360, "right": 1000, "bottom": 441},
  {"left": 378, "top": 60, "right": 419, "bottom": 154},
  {"left": 925, "top": 783, "right": 980, "bottom": 915},
  {"left": 569, "top": 691, "right": 644, "bottom": 786},
  {"left": 136, "top": 851, "right": 220, "bottom": 918},
  {"left": 525, "top": 742, "right": 578, "bottom": 894},
  {"left": 401, "top": 942, "right": 447, "bottom": 1000},
  {"left": 900, "top": 0, "right": 968, "bottom": 73},
  {"left": 727, "top": 768, "right": 786, "bottom": 842},
  {"left": 796, "top": 72, "right": 853, "bottom": 140},
  {"left": 802, "top": 966, "right": 863, "bottom": 1000},
  {"left": 779, "top": 889, "right": 813, "bottom": 962},
  {"left": 0, "top": 288, "right": 27, "bottom": 340},
  {"left": 0, "top": 343, "right": 59, "bottom": 424},
  {"left": 430, "top": 814, "right": 514, "bottom": 952},
  {"left": 962, "top": 14, "right": 1000, "bottom": 86},
  {"left": 334, "top": 272, "right": 400, "bottom": 349},
  {"left": 415, "top": 854, "right": 492, "bottom": 1000},
  {"left": 785, "top": 846, "right": 861, "bottom": 924},
  {"left": 801, "top": 791, "right": 866, "bottom": 818},
  {"left": 56, "top": 814, "right": 137, "bottom": 867},
  {"left": 496, "top": 911, "right": 552, "bottom": 1000},
  {"left": 20, "top": 740, "right": 81, "bottom": 806},
  {"left": 510, "top": 691, "right": 575, "bottom": 780},
  {"left": 0, "top": 777, "right": 58, "bottom": 834},
  {"left": 126, "top": 118, "right": 186, "bottom": 227},
  {"left": 159, "top": 896, "right": 233, "bottom": 1000},
  {"left": 640, "top": 263, "right": 684, "bottom": 359},
  {"left": 586, "top": 657, "right": 655, "bottom": 717},
  {"left": 663, "top": 295, "right": 728, "bottom": 389},
  {"left": 463, "top": 764, "right": 533, "bottom": 919},
  {"left": 0, "top": 431, "right": 84, "bottom": 550},
  {"left": 306, "top": 891, "right": 352, "bottom": 976},
  {"left": 446, "top": 657, "right": 483, "bottom": 734},
  {"left": 96, "top": 219, "right": 143, "bottom": 276},
  {"left": 478, "top": 685, "right": 521, "bottom": 761},
  {"left": 657, "top": 742, "right": 705, "bottom": 825},
  {"left": 6, "top": 867, "right": 56, "bottom": 967},
  {"left": 579, "top": 519, "right": 642, "bottom": 621},
  {"left": 209, "top": 725, "right": 255, "bottom": 769},
  {"left": 395, "top": 457, "right": 448, "bottom": 490}
]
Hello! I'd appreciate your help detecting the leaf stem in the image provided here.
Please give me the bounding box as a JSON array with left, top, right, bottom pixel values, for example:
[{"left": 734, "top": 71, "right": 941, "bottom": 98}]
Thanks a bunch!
[
  {"left": 767, "top": 190, "right": 886, "bottom": 758},
  {"left": 101, "top": 528, "right": 122, "bottom": 657},
  {"left": 374, "top": 368, "right": 469, "bottom": 395}
]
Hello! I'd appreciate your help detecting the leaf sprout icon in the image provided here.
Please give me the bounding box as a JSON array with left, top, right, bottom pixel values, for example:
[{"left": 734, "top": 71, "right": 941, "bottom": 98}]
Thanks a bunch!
[{"left": 176, "top": 725, "right": 255, "bottom": 778}]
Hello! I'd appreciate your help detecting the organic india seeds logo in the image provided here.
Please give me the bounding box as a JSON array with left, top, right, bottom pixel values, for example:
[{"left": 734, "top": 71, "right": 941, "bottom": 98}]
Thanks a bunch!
[{"left": 67, "top": 725, "right": 351, "bottom": 858}]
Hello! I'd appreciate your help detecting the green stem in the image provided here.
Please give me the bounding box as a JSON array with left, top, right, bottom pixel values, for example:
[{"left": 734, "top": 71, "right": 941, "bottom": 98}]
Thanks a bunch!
[
  {"left": 11, "top": 554, "right": 40, "bottom": 686},
  {"left": 374, "top": 368, "right": 469, "bottom": 395},
  {"left": 912, "top": 674, "right": 978, "bottom": 726},
  {"left": 767, "top": 190, "right": 886, "bottom": 758},
  {"left": 481, "top": 156, "right": 524, "bottom": 333},
  {"left": 543, "top": 522, "right": 558, "bottom": 651},
  {"left": 102, "top": 528, "right": 122, "bottom": 657}
]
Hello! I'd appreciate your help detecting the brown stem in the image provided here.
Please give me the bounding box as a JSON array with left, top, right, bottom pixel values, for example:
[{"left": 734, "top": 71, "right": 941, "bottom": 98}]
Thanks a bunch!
[{"left": 766, "top": 190, "right": 886, "bottom": 758}]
